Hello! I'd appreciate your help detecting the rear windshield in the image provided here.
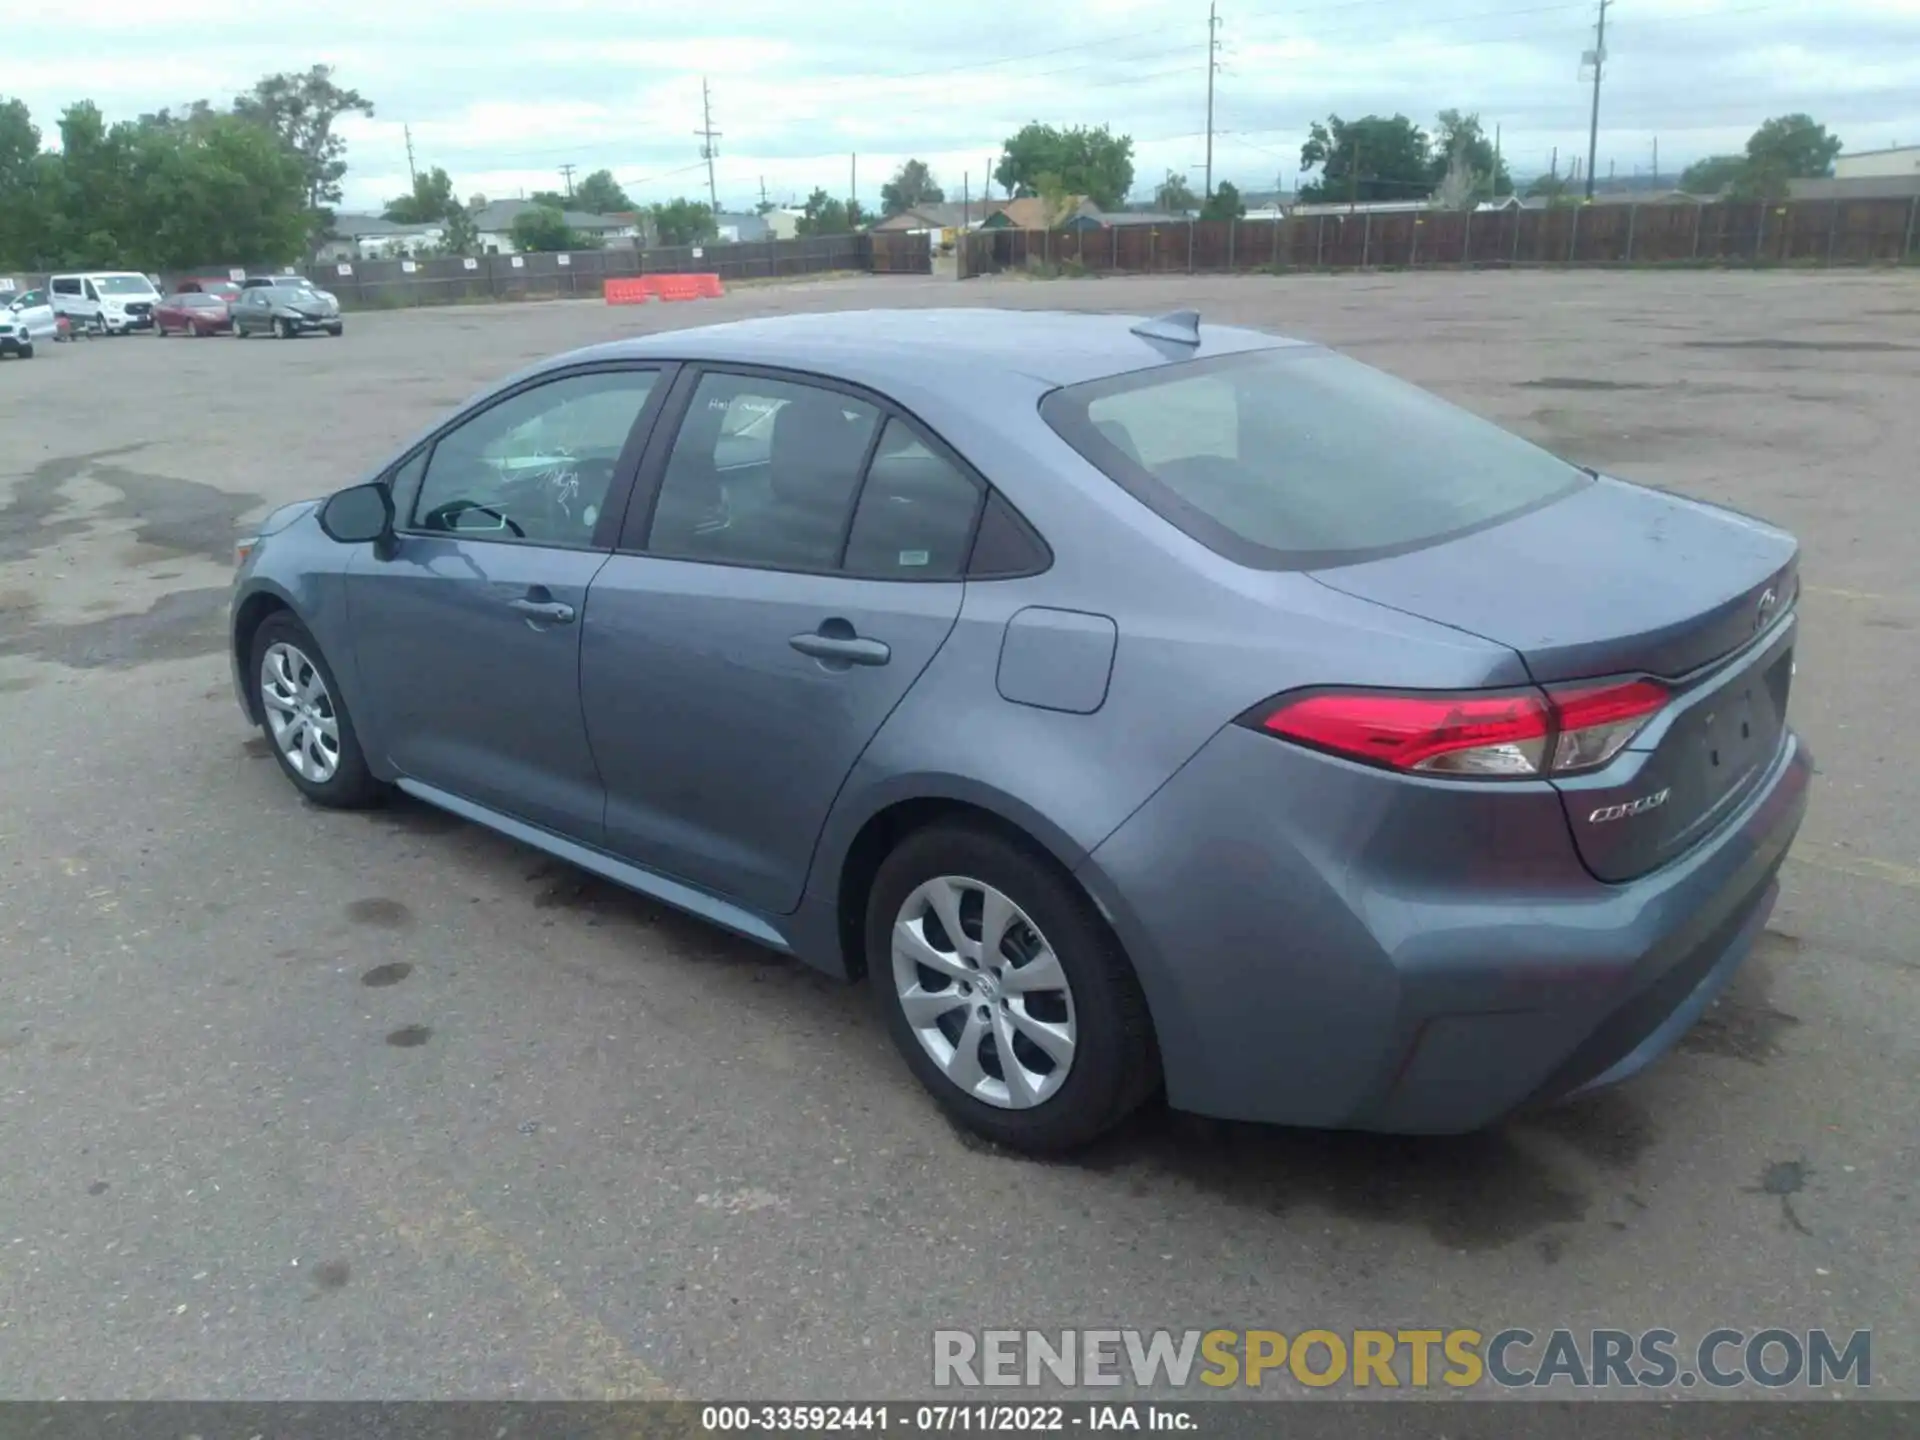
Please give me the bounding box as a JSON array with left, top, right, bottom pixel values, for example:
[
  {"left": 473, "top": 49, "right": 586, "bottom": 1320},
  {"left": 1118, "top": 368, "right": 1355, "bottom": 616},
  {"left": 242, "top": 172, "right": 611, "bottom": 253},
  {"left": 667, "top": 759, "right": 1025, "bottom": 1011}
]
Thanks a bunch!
[{"left": 1040, "top": 347, "right": 1588, "bottom": 568}]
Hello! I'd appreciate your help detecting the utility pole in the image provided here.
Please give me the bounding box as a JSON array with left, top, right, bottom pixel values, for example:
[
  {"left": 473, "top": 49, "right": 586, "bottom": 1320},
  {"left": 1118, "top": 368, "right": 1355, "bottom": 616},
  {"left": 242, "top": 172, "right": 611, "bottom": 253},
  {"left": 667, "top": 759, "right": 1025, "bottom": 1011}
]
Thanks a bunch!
[
  {"left": 963, "top": 171, "right": 970, "bottom": 229},
  {"left": 404, "top": 124, "right": 417, "bottom": 186},
  {"left": 1494, "top": 123, "right": 1503, "bottom": 196},
  {"left": 559, "top": 162, "right": 577, "bottom": 198},
  {"left": 695, "top": 78, "right": 721, "bottom": 215},
  {"left": 759, "top": 175, "right": 769, "bottom": 210},
  {"left": 1348, "top": 136, "right": 1361, "bottom": 211},
  {"left": 1652, "top": 136, "right": 1660, "bottom": 185},
  {"left": 1583, "top": 0, "right": 1610, "bottom": 202},
  {"left": 850, "top": 153, "right": 858, "bottom": 223},
  {"left": 1204, "top": 2, "right": 1223, "bottom": 199}
]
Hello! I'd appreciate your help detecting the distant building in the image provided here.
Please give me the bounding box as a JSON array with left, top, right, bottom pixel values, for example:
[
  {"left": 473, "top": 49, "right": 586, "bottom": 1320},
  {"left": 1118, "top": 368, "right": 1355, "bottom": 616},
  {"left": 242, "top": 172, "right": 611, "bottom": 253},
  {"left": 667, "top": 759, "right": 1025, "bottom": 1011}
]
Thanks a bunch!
[
  {"left": 469, "top": 199, "right": 639, "bottom": 255},
  {"left": 872, "top": 201, "right": 1005, "bottom": 234},
  {"left": 714, "top": 212, "right": 773, "bottom": 243},
  {"left": 1834, "top": 145, "right": 1920, "bottom": 180},
  {"left": 317, "top": 213, "right": 445, "bottom": 261},
  {"left": 1788, "top": 173, "right": 1920, "bottom": 202}
]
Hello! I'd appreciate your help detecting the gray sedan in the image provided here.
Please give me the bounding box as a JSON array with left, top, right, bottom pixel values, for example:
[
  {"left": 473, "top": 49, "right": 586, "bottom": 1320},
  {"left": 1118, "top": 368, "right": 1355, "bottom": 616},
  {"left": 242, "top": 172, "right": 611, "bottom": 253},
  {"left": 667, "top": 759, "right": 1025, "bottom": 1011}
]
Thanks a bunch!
[
  {"left": 228, "top": 309, "right": 1809, "bottom": 1152},
  {"left": 232, "top": 283, "right": 343, "bottom": 338}
]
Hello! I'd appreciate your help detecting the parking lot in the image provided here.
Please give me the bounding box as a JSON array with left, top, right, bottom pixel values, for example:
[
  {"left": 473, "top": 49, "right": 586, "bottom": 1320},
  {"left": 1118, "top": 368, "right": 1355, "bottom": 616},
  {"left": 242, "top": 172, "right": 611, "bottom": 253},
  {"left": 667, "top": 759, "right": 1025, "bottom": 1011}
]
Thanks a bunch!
[{"left": 2, "top": 269, "right": 1916, "bottom": 1400}]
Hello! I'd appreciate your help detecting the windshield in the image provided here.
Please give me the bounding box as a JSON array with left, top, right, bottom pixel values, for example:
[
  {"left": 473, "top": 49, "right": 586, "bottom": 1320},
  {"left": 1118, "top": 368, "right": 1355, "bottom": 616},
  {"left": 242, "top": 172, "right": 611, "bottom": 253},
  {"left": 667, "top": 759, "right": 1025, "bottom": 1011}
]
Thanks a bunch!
[
  {"left": 1041, "top": 346, "right": 1588, "bottom": 569},
  {"left": 96, "top": 276, "right": 158, "bottom": 296}
]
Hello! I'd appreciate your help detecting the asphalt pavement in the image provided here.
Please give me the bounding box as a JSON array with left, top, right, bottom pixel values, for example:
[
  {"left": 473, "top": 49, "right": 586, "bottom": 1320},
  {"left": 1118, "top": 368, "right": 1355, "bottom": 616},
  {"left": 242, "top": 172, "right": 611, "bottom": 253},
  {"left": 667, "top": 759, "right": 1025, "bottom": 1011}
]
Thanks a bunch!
[{"left": 1, "top": 270, "right": 1915, "bottom": 1401}]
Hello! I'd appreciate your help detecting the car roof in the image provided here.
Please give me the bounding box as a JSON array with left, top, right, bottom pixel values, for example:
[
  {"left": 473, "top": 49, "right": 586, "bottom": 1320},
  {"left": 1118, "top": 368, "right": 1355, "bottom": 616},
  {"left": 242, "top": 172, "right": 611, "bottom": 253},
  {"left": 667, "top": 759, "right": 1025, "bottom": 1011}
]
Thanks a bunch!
[{"left": 552, "top": 308, "right": 1306, "bottom": 391}]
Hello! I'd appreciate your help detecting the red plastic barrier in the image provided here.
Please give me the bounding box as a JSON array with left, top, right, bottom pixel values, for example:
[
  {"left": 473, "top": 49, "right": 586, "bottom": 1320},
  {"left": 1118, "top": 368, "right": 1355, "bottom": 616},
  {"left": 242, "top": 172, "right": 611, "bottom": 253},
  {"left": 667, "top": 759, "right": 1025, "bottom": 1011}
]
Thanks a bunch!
[
  {"left": 695, "top": 272, "right": 725, "bottom": 298},
  {"left": 604, "top": 277, "right": 651, "bottom": 305}
]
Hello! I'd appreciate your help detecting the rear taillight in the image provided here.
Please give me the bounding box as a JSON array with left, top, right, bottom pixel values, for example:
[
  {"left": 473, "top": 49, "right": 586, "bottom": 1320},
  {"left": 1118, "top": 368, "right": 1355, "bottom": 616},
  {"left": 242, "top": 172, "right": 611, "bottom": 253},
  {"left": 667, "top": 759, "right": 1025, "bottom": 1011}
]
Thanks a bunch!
[{"left": 1250, "top": 678, "right": 1668, "bottom": 780}]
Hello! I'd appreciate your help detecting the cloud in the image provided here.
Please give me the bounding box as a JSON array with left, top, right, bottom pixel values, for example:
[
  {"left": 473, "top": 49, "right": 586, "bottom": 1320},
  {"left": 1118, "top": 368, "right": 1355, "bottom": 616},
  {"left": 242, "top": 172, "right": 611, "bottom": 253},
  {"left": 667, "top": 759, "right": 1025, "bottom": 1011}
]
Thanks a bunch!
[{"left": 4, "top": 0, "right": 1916, "bottom": 211}]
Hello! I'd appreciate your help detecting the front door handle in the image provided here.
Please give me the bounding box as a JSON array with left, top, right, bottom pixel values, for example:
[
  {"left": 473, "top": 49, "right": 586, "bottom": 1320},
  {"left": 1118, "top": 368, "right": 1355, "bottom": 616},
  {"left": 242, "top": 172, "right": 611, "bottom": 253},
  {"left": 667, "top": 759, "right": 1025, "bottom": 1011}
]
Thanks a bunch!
[
  {"left": 509, "top": 597, "right": 576, "bottom": 624},
  {"left": 789, "top": 632, "right": 891, "bottom": 666}
]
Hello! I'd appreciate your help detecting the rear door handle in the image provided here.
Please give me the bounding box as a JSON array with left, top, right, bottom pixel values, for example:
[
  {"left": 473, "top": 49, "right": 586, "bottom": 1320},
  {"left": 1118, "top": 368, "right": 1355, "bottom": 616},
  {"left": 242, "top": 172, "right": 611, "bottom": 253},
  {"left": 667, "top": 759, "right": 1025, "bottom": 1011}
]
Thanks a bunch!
[
  {"left": 789, "top": 633, "right": 891, "bottom": 666},
  {"left": 509, "top": 597, "right": 575, "bottom": 624}
]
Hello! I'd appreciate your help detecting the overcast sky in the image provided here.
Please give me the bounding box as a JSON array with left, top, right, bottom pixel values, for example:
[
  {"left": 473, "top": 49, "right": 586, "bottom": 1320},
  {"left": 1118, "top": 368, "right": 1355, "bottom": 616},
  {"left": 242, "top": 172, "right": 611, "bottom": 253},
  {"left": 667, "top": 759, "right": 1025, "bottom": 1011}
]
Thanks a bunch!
[{"left": 10, "top": 0, "right": 1919, "bottom": 212}]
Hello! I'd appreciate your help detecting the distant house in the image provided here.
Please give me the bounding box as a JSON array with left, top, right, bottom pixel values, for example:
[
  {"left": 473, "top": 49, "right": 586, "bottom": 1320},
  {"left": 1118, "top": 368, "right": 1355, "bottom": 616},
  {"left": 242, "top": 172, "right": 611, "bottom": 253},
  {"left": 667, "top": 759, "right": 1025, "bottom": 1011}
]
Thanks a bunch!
[
  {"left": 1788, "top": 173, "right": 1920, "bottom": 203},
  {"left": 317, "top": 213, "right": 445, "bottom": 261},
  {"left": 715, "top": 212, "right": 773, "bottom": 243},
  {"left": 469, "top": 199, "right": 640, "bottom": 255},
  {"left": 1285, "top": 199, "right": 1432, "bottom": 217},
  {"left": 1834, "top": 145, "right": 1920, "bottom": 180},
  {"left": 872, "top": 200, "right": 1006, "bottom": 235}
]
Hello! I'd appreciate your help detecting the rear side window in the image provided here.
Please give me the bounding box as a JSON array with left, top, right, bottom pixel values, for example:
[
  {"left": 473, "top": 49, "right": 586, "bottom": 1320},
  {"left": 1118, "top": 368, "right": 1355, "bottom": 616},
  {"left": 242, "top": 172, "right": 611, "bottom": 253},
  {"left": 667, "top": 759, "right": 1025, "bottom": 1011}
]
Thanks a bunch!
[
  {"left": 53, "top": 278, "right": 80, "bottom": 296},
  {"left": 1041, "top": 348, "right": 1588, "bottom": 569},
  {"left": 842, "top": 419, "right": 983, "bottom": 579}
]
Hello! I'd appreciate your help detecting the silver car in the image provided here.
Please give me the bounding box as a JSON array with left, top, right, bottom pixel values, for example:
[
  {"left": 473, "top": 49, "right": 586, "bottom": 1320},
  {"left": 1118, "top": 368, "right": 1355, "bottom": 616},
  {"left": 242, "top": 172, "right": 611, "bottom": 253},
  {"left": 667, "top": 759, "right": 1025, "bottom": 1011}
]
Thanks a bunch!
[
  {"left": 232, "top": 284, "right": 344, "bottom": 339},
  {"left": 229, "top": 309, "right": 1809, "bottom": 1153}
]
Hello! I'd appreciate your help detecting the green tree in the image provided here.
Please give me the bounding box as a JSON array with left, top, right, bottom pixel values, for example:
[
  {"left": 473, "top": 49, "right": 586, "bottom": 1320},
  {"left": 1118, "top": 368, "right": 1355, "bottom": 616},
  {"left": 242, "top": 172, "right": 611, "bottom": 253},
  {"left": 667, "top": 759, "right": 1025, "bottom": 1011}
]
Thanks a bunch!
[
  {"left": 0, "top": 97, "right": 51, "bottom": 266},
  {"left": 651, "top": 197, "right": 716, "bottom": 246},
  {"left": 233, "top": 65, "right": 373, "bottom": 239},
  {"left": 128, "top": 110, "right": 309, "bottom": 268},
  {"left": 1155, "top": 170, "right": 1198, "bottom": 213},
  {"left": 1678, "top": 154, "right": 1745, "bottom": 196},
  {"left": 1199, "top": 179, "right": 1244, "bottom": 221},
  {"left": 1426, "top": 110, "right": 1512, "bottom": 200},
  {"left": 441, "top": 204, "right": 478, "bottom": 255},
  {"left": 796, "top": 187, "right": 853, "bottom": 236},
  {"left": 385, "top": 165, "right": 457, "bottom": 223},
  {"left": 1735, "top": 113, "right": 1842, "bottom": 200},
  {"left": 510, "top": 205, "right": 576, "bottom": 252},
  {"left": 573, "top": 168, "right": 631, "bottom": 214},
  {"left": 880, "top": 158, "right": 944, "bottom": 216},
  {"left": 1298, "top": 114, "right": 1431, "bottom": 203},
  {"left": 994, "top": 122, "right": 1134, "bottom": 209},
  {"left": 529, "top": 189, "right": 569, "bottom": 209}
]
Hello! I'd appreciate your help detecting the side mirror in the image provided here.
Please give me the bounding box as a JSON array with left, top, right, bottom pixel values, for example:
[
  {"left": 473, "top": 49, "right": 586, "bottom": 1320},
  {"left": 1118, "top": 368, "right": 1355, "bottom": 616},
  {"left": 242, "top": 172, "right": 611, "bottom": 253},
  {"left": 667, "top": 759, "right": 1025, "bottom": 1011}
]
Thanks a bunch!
[{"left": 318, "top": 482, "right": 394, "bottom": 548}]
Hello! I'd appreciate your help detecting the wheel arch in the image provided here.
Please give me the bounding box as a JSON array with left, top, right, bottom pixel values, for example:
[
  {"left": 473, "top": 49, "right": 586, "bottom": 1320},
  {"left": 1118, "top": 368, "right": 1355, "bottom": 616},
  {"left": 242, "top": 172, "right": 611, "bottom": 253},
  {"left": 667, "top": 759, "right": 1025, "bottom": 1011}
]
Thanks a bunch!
[
  {"left": 815, "top": 776, "right": 1100, "bottom": 985},
  {"left": 231, "top": 583, "right": 299, "bottom": 724}
]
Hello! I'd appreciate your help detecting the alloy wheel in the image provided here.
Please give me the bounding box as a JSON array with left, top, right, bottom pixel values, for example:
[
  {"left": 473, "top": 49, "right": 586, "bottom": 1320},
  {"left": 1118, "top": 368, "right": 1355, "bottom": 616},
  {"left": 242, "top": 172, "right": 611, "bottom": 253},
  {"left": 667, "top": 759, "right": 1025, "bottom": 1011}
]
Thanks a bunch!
[
  {"left": 891, "top": 875, "right": 1078, "bottom": 1109},
  {"left": 260, "top": 641, "right": 342, "bottom": 783}
]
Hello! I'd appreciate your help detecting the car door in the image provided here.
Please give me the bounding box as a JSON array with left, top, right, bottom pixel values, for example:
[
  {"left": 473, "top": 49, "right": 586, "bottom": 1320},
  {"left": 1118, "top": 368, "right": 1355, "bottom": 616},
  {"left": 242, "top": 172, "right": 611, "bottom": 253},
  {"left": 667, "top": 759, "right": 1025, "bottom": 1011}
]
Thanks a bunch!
[
  {"left": 345, "top": 364, "right": 670, "bottom": 839},
  {"left": 582, "top": 367, "right": 984, "bottom": 915}
]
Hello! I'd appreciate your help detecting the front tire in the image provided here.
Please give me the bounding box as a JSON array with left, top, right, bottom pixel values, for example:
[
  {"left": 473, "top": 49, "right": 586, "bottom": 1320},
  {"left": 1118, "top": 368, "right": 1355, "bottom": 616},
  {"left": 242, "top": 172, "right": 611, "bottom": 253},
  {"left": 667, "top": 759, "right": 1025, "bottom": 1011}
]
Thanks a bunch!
[
  {"left": 250, "top": 613, "right": 384, "bottom": 809},
  {"left": 277, "top": 317, "right": 294, "bottom": 339},
  {"left": 326, "top": 323, "right": 344, "bottom": 337},
  {"left": 867, "top": 822, "right": 1159, "bottom": 1153}
]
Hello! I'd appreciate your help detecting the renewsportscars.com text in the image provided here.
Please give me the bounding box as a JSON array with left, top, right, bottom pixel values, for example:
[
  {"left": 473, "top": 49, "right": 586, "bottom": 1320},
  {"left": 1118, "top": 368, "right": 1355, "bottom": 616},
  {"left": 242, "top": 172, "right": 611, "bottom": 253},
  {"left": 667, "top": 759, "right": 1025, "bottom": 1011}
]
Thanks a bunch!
[{"left": 932, "top": 1328, "right": 1872, "bottom": 1391}]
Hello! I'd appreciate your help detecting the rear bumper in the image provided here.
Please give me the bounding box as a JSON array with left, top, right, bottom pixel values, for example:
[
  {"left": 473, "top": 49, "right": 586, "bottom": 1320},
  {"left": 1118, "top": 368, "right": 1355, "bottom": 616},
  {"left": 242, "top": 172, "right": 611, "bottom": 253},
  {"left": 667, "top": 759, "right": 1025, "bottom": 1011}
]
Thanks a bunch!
[{"left": 1077, "top": 724, "right": 1811, "bottom": 1133}]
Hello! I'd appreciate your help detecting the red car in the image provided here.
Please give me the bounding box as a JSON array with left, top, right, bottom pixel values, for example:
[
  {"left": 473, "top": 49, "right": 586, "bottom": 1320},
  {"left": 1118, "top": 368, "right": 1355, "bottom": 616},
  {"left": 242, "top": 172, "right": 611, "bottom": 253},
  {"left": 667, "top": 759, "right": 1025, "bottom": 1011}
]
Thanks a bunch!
[
  {"left": 176, "top": 278, "right": 243, "bottom": 303},
  {"left": 155, "top": 292, "right": 234, "bottom": 336}
]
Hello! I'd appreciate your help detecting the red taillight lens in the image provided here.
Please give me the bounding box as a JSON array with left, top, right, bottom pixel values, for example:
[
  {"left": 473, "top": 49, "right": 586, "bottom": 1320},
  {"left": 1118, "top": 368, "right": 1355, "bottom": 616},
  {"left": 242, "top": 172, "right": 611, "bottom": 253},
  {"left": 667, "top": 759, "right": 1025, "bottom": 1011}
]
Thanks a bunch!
[
  {"left": 1259, "top": 690, "right": 1553, "bottom": 777},
  {"left": 1253, "top": 678, "right": 1669, "bottom": 780}
]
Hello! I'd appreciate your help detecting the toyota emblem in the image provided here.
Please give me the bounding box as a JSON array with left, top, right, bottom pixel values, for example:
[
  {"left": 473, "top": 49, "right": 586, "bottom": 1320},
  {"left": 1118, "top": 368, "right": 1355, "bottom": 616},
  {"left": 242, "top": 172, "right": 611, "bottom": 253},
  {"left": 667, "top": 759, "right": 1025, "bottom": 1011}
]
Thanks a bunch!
[{"left": 1755, "top": 586, "right": 1778, "bottom": 631}]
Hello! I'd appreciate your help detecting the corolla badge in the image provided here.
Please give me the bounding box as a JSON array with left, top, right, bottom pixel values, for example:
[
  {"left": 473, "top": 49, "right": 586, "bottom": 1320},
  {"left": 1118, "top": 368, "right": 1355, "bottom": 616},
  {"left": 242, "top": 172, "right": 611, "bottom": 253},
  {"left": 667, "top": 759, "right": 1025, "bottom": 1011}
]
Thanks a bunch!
[
  {"left": 1755, "top": 586, "right": 1778, "bottom": 631},
  {"left": 1590, "top": 788, "right": 1671, "bottom": 824}
]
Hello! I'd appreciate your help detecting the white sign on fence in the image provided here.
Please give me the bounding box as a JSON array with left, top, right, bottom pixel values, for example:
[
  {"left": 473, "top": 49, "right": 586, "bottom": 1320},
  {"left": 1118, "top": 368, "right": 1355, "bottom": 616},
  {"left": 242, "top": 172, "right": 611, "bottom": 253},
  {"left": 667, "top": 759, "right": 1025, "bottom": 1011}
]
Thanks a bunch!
[
  {"left": 511, "top": 255, "right": 524, "bottom": 269},
  {"left": 336, "top": 262, "right": 353, "bottom": 275},
  {"left": 463, "top": 257, "right": 478, "bottom": 270},
  {"left": 400, "top": 260, "right": 417, "bottom": 274},
  {"left": 557, "top": 253, "right": 571, "bottom": 266},
  {"left": 691, "top": 246, "right": 704, "bottom": 259},
  {"left": 229, "top": 267, "right": 246, "bottom": 281},
  {"left": 0, "top": 278, "right": 14, "bottom": 292}
]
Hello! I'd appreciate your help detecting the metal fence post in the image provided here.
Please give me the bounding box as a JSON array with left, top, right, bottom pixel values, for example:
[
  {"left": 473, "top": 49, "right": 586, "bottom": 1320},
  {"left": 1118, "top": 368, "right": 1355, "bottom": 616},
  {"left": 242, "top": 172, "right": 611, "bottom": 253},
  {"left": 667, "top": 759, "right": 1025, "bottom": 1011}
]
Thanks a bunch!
[
  {"left": 1906, "top": 196, "right": 1919, "bottom": 262},
  {"left": 1409, "top": 216, "right": 1419, "bottom": 267},
  {"left": 1188, "top": 220, "right": 1195, "bottom": 273},
  {"left": 1826, "top": 201, "right": 1840, "bottom": 266},
  {"left": 1512, "top": 209, "right": 1523, "bottom": 264},
  {"left": 1567, "top": 204, "right": 1580, "bottom": 264},
  {"left": 1361, "top": 212, "right": 1371, "bottom": 268},
  {"left": 1625, "top": 204, "right": 1637, "bottom": 263},
  {"left": 1272, "top": 216, "right": 1281, "bottom": 269},
  {"left": 1228, "top": 218, "right": 1236, "bottom": 271},
  {"left": 1315, "top": 215, "right": 1325, "bottom": 268},
  {"left": 1693, "top": 204, "right": 1704, "bottom": 260},
  {"left": 1463, "top": 207, "right": 1472, "bottom": 266}
]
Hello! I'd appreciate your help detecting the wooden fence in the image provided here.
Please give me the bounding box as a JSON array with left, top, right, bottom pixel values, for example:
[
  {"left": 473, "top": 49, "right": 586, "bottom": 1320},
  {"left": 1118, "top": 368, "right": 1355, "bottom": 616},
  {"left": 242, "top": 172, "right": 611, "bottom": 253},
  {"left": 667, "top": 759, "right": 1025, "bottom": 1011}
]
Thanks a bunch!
[
  {"left": 958, "top": 198, "right": 1920, "bottom": 278},
  {"left": 139, "top": 231, "right": 932, "bottom": 310}
]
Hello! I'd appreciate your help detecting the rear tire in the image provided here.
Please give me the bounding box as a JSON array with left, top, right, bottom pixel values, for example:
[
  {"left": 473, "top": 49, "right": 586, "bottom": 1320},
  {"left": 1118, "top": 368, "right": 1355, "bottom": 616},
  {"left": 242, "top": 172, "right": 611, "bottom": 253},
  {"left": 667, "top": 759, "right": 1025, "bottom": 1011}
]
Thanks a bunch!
[
  {"left": 867, "top": 822, "right": 1159, "bottom": 1153},
  {"left": 249, "top": 613, "right": 385, "bottom": 810}
]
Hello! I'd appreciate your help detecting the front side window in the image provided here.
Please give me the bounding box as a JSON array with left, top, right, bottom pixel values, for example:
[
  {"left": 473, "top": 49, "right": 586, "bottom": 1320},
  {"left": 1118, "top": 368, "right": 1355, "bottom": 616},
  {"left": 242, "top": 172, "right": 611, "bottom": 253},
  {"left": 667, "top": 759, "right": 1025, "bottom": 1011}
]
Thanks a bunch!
[
  {"left": 1042, "top": 347, "right": 1590, "bottom": 568},
  {"left": 409, "top": 370, "right": 658, "bottom": 546},
  {"left": 646, "top": 372, "right": 881, "bottom": 571},
  {"left": 52, "top": 278, "right": 81, "bottom": 296},
  {"left": 96, "top": 275, "right": 156, "bottom": 297}
]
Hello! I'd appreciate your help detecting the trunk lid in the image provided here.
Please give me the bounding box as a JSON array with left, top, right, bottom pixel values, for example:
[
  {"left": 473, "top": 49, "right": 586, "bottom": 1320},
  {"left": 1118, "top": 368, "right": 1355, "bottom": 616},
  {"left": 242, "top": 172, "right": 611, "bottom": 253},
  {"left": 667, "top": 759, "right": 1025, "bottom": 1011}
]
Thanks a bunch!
[{"left": 1311, "top": 477, "right": 1799, "bottom": 881}]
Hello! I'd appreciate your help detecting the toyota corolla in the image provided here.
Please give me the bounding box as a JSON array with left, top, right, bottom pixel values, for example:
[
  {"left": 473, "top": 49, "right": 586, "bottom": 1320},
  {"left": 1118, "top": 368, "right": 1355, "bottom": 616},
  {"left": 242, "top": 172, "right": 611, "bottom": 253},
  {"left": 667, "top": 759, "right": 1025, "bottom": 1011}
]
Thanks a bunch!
[{"left": 228, "top": 309, "right": 1810, "bottom": 1153}]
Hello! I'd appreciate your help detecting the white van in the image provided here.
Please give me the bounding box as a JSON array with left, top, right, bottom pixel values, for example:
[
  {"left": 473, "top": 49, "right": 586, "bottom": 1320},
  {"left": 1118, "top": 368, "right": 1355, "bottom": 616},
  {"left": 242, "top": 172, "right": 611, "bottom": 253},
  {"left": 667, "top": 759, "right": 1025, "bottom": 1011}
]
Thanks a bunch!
[{"left": 49, "top": 271, "right": 163, "bottom": 334}]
